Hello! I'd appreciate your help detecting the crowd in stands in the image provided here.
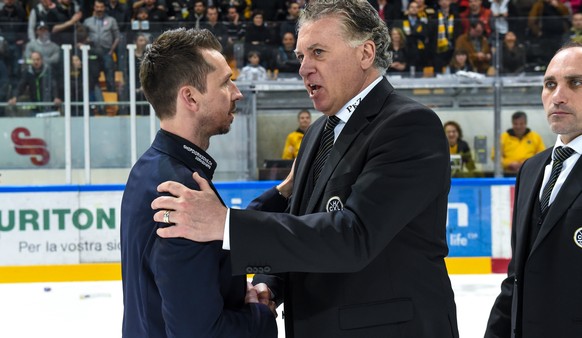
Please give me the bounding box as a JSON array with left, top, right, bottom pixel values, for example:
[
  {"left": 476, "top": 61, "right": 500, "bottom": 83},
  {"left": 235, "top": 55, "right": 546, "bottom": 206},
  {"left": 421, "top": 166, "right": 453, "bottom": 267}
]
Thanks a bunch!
[{"left": 1, "top": 0, "right": 582, "bottom": 116}]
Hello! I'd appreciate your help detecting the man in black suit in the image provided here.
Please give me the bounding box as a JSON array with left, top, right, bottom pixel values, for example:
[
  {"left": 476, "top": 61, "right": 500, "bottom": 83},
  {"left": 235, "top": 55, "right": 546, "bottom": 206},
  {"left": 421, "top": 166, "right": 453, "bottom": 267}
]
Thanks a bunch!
[
  {"left": 485, "top": 43, "right": 582, "bottom": 338},
  {"left": 153, "top": 1, "right": 459, "bottom": 337},
  {"left": 120, "top": 28, "right": 277, "bottom": 337}
]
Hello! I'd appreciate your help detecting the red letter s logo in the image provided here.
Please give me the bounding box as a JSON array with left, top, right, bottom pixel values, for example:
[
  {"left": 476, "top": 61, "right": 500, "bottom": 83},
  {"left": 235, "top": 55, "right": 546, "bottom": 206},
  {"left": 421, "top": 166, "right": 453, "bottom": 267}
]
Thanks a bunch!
[{"left": 11, "top": 127, "right": 51, "bottom": 166}]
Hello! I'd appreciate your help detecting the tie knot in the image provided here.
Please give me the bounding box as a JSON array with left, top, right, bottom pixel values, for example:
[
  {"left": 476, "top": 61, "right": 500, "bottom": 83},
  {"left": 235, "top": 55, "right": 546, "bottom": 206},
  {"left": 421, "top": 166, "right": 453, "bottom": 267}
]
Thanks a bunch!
[
  {"left": 554, "top": 146, "right": 575, "bottom": 163},
  {"left": 326, "top": 115, "right": 341, "bottom": 131}
]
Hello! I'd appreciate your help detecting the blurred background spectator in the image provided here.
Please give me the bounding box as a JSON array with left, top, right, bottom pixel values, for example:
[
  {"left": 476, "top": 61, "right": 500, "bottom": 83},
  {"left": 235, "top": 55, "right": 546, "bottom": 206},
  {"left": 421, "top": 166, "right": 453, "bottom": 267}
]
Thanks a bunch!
[
  {"left": 388, "top": 27, "right": 410, "bottom": 74},
  {"left": 83, "top": 0, "right": 120, "bottom": 93},
  {"left": 238, "top": 50, "right": 267, "bottom": 81},
  {"left": 444, "top": 120, "right": 477, "bottom": 177},
  {"left": 7, "top": 51, "right": 62, "bottom": 116},
  {"left": 0, "top": 0, "right": 27, "bottom": 87},
  {"left": 495, "top": 111, "right": 546, "bottom": 176},
  {"left": 446, "top": 48, "right": 476, "bottom": 73},
  {"left": 282, "top": 109, "right": 311, "bottom": 160},
  {"left": 397, "top": 1, "right": 429, "bottom": 72},
  {"left": 275, "top": 31, "right": 300, "bottom": 77},
  {"left": 499, "top": 31, "right": 526, "bottom": 74},
  {"left": 455, "top": 20, "right": 493, "bottom": 74},
  {"left": 430, "top": 0, "right": 462, "bottom": 74}
]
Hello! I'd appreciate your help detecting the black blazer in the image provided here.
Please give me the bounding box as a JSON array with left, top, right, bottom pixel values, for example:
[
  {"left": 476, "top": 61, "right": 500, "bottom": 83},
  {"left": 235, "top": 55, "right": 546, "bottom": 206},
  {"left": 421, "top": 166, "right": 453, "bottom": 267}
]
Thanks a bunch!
[
  {"left": 486, "top": 147, "right": 582, "bottom": 338},
  {"left": 233, "top": 78, "right": 459, "bottom": 337},
  {"left": 121, "top": 130, "right": 276, "bottom": 338}
]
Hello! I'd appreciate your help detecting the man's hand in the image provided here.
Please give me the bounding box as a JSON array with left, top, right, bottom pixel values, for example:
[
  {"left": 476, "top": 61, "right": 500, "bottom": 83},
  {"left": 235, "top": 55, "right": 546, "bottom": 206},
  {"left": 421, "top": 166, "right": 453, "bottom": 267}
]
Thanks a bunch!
[
  {"left": 245, "top": 282, "right": 277, "bottom": 317},
  {"left": 276, "top": 158, "right": 295, "bottom": 198},
  {"left": 152, "top": 172, "right": 227, "bottom": 242}
]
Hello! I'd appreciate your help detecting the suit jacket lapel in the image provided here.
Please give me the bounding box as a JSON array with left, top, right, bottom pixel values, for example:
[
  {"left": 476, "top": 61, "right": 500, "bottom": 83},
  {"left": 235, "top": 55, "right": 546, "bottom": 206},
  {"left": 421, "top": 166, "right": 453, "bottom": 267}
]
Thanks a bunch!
[
  {"left": 305, "top": 78, "right": 393, "bottom": 213},
  {"left": 532, "top": 154, "right": 582, "bottom": 252},
  {"left": 290, "top": 116, "right": 326, "bottom": 215}
]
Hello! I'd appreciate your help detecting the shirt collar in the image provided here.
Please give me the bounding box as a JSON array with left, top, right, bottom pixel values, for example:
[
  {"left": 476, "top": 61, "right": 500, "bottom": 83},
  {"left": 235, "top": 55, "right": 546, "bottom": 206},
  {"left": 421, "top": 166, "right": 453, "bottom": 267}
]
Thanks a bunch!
[
  {"left": 554, "top": 134, "right": 582, "bottom": 156},
  {"left": 335, "top": 76, "right": 383, "bottom": 124},
  {"left": 156, "top": 129, "right": 218, "bottom": 179}
]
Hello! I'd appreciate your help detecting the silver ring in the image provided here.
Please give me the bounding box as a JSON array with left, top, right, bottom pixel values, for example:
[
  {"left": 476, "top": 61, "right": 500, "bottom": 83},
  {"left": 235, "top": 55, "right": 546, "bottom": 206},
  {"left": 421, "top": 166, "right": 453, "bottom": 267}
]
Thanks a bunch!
[{"left": 163, "top": 210, "right": 171, "bottom": 224}]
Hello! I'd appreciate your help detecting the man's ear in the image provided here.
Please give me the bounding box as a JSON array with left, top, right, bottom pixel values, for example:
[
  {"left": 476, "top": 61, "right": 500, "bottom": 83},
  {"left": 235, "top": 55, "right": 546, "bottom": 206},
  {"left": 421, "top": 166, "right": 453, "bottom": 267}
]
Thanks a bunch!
[
  {"left": 360, "top": 40, "right": 376, "bottom": 70},
  {"left": 179, "top": 86, "right": 198, "bottom": 110}
]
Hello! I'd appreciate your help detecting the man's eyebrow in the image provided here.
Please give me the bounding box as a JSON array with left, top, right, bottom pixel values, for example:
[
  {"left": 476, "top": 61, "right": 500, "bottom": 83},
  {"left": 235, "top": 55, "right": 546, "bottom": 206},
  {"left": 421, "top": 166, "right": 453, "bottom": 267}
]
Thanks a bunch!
[
  {"left": 295, "top": 43, "right": 326, "bottom": 54},
  {"left": 543, "top": 74, "right": 582, "bottom": 82},
  {"left": 543, "top": 75, "right": 555, "bottom": 82}
]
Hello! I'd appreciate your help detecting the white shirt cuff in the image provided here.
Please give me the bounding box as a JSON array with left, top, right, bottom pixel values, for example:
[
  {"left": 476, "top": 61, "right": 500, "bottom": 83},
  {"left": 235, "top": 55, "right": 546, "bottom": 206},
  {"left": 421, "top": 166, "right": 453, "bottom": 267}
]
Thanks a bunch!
[{"left": 222, "top": 208, "right": 231, "bottom": 250}]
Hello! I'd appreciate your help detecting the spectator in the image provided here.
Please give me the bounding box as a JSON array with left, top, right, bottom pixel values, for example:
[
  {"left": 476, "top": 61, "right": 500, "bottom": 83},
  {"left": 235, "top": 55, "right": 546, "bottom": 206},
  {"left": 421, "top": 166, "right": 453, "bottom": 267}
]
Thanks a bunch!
[
  {"left": 398, "top": 1, "right": 429, "bottom": 70},
  {"left": 497, "top": 111, "right": 546, "bottom": 176},
  {"left": 446, "top": 48, "right": 477, "bottom": 73},
  {"left": 460, "top": 0, "right": 492, "bottom": 36},
  {"left": 244, "top": 10, "right": 274, "bottom": 69},
  {"left": 0, "top": 0, "right": 27, "bottom": 86},
  {"left": 528, "top": 0, "right": 570, "bottom": 65},
  {"left": 430, "top": 0, "right": 463, "bottom": 74},
  {"left": 0, "top": 57, "right": 9, "bottom": 115},
  {"left": 282, "top": 109, "right": 312, "bottom": 160},
  {"left": 84, "top": 0, "right": 121, "bottom": 93},
  {"left": 275, "top": 31, "right": 301, "bottom": 76},
  {"left": 135, "top": 0, "right": 168, "bottom": 24},
  {"left": 416, "top": 0, "right": 436, "bottom": 19},
  {"left": 251, "top": 0, "right": 286, "bottom": 21},
  {"left": 388, "top": 27, "right": 410, "bottom": 74},
  {"left": 27, "top": 0, "right": 55, "bottom": 42},
  {"left": 224, "top": 5, "right": 245, "bottom": 43},
  {"left": 238, "top": 50, "right": 268, "bottom": 81},
  {"left": 489, "top": 0, "right": 511, "bottom": 40},
  {"left": 203, "top": 6, "right": 229, "bottom": 48},
  {"left": 563, "top": 12, "right": 582, "bottom": 45},
  {"left": 279, "top": 1, "right": 300, "bottom": 39},
  {"left": 219, "top": 0, "right": 247, "bottom": 19},
  {"left": 24, "top": 21, "right": 61, "bottom": 76},
  {"left": 376, "top": 0, "right": 402, "bottom": 27},
  {"left": 46, "top": 0, "right": 83, "bottom": 46},
  {"left": 8, "top": 51, "right": 62, "bottom": 115},
  {"left": 500, "top": 31, "right": 526, "bottom": 74},
  {"left": 132, "top": 33, "right": 150, "bottom": 115},
  {"left": 68, "top": 54, "right": 86, "bottom": 116},
  {"left": 130, "top": 7, "right": 154, "bottom": 42},
  {"left": 455, "top": 20, "right": 493, "bottom": 74},
  {"left": 185, "top": 0, "right": 207, "bottom": 28},
  {"left": 444, "top": 120, "right": 476, "bottom": 176},
  {"left": 105, "top": 0, "right": 132, "bottom": 32},
  {"left": 73, "top": 33, "right": 105, "bottom": 115}
]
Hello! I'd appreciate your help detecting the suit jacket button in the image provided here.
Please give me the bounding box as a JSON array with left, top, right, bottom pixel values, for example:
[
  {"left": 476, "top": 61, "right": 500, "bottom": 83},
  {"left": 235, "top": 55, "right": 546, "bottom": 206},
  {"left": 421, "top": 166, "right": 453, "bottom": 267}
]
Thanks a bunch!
[
  {"left": 264, "top": 266, "right": 271, "bottom": 273},
  {"left": 252, "top": 267, "right": 259, "bottom": 273},
  {"left": 257, "top": 267, "right": 264, "bottom": 273},
  {"left": 245, "top": 267, "right": 253, "bottom": 274}
]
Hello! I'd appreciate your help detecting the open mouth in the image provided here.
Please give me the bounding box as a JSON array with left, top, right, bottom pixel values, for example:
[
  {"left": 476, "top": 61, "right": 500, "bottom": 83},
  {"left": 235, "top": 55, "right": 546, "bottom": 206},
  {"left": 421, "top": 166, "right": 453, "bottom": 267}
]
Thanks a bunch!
[{"left": 308, "top": 84, "right": 320, "bottom": 95}]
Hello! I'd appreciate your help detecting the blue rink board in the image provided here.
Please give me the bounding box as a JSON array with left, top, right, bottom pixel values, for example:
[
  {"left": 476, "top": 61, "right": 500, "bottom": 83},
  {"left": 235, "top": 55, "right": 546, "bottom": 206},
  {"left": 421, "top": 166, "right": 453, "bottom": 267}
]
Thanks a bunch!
[{"left": 0, "top": 178, "right": 515, "bottom": 258}]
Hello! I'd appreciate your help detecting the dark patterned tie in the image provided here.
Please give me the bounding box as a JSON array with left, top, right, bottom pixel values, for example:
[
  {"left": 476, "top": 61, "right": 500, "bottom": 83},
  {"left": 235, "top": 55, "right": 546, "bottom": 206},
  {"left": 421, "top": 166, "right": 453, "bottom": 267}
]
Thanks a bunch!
[
  {"left": 313, "top": 115, "right": 341, "bottom": 184},
  {"left": 539, "top": 146, "right": 575, "bottom": 219}
]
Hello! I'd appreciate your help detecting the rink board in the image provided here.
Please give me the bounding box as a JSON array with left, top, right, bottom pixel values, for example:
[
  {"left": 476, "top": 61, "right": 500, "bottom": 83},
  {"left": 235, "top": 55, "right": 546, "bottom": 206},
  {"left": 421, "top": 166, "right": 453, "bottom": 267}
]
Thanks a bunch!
[{"left": 0, "top": 179, "right": 514, "bottom": 282}]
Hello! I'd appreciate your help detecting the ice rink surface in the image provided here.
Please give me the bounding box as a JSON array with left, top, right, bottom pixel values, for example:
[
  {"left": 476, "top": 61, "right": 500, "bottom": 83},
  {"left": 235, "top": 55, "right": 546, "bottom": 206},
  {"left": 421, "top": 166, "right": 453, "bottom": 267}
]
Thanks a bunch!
[{"left": 0, "top": 274, "right": 506, "bottom": 338}]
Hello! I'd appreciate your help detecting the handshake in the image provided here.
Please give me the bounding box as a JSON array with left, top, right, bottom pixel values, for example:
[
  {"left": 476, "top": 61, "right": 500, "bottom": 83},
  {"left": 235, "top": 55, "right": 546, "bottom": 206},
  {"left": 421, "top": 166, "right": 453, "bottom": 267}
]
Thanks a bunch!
[{"left": 245, "top": 282, "right": 277, "bottom": 317}]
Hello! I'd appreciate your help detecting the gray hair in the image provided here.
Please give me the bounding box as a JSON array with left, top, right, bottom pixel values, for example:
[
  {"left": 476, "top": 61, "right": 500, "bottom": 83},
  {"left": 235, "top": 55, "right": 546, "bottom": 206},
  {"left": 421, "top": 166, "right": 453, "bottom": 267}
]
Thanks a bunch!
[{"left": 298, "top": 0, "right": 392, "bottom": 73}]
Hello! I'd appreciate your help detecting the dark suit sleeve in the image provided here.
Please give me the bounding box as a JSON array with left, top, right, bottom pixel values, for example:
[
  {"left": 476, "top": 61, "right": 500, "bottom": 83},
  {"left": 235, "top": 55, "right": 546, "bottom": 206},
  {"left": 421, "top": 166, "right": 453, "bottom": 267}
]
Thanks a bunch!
[
  {"left": 230, "top": 103, "right": 450, "bottom": 274},
  {"left": 485, "top": 171, "right": 522, "bottom": 337},
  {"left": 246, "top": 187, "right": 289, "bottom": 213},
  {"left": 150, "top": 237, "right": 277, "bottom": 337}
]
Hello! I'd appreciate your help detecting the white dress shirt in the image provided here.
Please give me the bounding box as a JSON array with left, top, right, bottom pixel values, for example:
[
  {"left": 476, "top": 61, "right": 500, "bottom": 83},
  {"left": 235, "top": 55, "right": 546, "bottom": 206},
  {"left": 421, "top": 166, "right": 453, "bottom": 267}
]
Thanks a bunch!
[{"left": 538, "top": 134, "right": 582, "bottom": 206}]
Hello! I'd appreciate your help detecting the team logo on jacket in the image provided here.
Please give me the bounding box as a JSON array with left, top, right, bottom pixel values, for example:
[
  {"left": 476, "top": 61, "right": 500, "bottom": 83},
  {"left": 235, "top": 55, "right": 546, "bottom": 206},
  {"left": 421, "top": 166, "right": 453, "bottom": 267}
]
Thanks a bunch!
[
  {"left": 326, "top": 196, "right": 343, "bottom": 212},
  {"left": 574, "top": 228, "right": 582, "bottom": 248}
]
